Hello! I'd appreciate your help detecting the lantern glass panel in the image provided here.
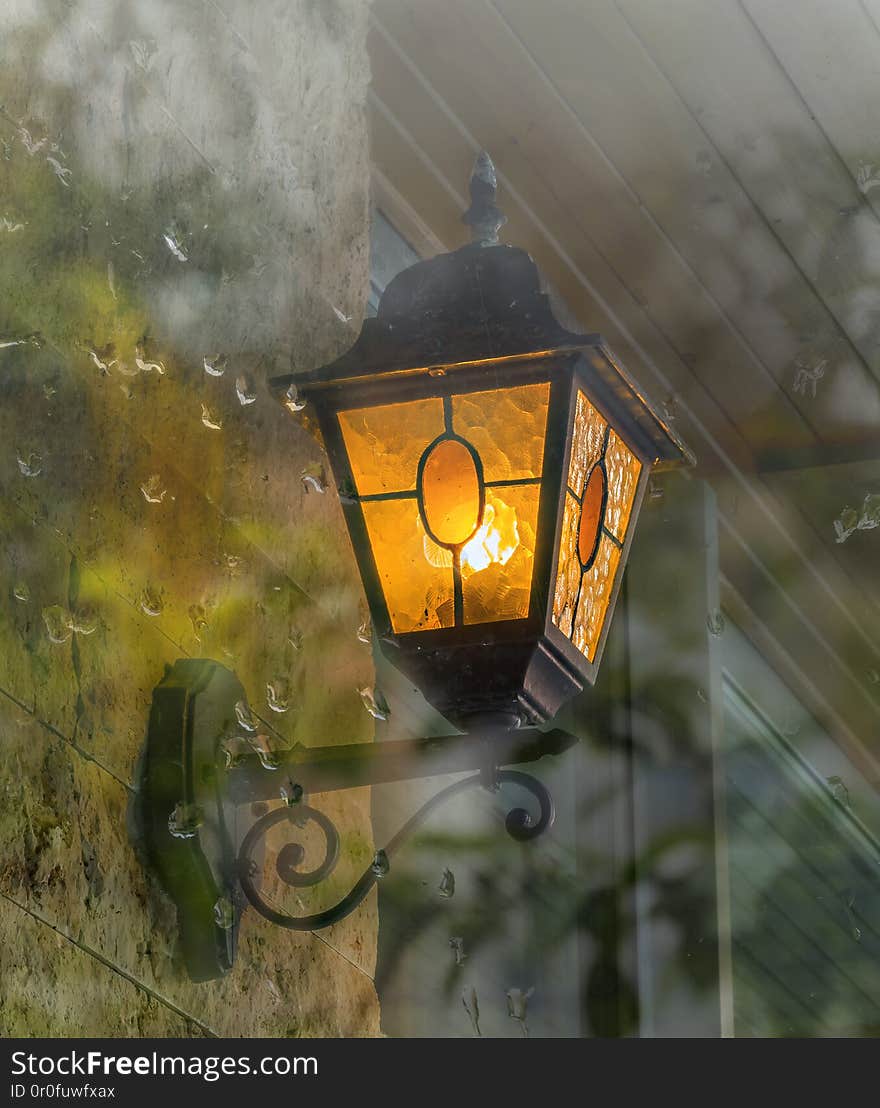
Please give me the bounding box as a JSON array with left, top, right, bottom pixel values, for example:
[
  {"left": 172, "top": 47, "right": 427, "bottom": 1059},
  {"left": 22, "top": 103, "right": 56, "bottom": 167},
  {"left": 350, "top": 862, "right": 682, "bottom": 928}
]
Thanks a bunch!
[
  {"left": 552, "top": 389, "right": 642, "bottom": 661},
  {"left": 338, "top": 381, "right": 551, "bottom": 633}
]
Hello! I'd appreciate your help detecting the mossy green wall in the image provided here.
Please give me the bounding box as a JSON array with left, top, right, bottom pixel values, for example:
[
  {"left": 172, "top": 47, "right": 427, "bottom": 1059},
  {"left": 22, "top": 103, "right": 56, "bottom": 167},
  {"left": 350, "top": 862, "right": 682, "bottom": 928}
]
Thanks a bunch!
[{"left": 0, "top": 0, "right": 379, "bottom": 1036}]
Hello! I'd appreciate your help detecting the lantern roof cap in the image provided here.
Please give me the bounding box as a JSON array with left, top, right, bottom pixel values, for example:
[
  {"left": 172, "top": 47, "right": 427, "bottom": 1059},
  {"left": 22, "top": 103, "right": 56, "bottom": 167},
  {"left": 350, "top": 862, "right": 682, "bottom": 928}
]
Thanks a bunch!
[{"left": 272, "top": 240, "right": 693, "bottom": 469}]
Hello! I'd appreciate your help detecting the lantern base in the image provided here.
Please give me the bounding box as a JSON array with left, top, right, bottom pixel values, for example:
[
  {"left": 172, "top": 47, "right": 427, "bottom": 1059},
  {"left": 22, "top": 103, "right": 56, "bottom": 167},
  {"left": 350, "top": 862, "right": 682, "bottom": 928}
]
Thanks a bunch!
[
  {"left": 135, "top": 659, "right": 578, "bottom": 981},
  {"left": 381, "top": 634, "right": 586, "bottom": 729}
]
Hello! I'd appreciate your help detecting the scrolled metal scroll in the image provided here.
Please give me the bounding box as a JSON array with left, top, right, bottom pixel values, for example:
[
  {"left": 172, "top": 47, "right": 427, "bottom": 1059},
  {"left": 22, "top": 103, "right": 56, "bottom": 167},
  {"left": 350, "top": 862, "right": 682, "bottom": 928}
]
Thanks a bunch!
[{"left": 237, "top": 769, "right": 555, "bottom": 931}]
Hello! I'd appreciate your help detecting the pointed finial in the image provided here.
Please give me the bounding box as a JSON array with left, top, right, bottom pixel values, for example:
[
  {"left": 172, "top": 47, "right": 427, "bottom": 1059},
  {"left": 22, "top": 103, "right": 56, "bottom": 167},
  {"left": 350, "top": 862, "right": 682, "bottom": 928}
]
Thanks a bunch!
[{"left": 462, "top": 151, "right": 507, "bottom": 246}]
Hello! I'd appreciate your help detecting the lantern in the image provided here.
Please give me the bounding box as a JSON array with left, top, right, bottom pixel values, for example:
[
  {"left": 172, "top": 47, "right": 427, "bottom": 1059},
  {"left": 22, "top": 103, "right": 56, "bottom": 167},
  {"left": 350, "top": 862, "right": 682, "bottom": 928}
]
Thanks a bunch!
[
  {"left": 139, "top": 154, "right": 694, "bottom": 981},
  {"left": 274, "top": 154, "right": 693, "bottom": 730}
]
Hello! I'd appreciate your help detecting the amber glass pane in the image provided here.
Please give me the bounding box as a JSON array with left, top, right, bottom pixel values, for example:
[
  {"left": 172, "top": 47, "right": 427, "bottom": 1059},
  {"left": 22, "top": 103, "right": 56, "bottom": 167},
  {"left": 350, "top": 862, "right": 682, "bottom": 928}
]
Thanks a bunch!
[
  {"left": 578, "top": 465, "right": 606, "bottom": 566},
  {"left": 361, "top": 500, "right": 454, "bottom": 632},
  {"left": 462, "top": 485, "right": 540, "bottom": 624},
  {"left": 552, "top": 492, "right": 581, "bottom": 637},
  {"left": 420, "top": 438, "right": 482, "bottom": 547},
  {"left": 553, "top": 389, "right": 642, "bottom": 662},
  {"left": 338, "top": 397, "right": 445, "bottom": 496},
  {"left": 567, "top": 389, "right": 607, "bottom": 498},
  {"left": 451, "top": 382, "right": 549, "bottom": 481},
  {"left": 572, "top": 534, "right": 621, "bottom": 661},
  {"left": 604, "top": 428, "right": 642, "bottom": 541}
]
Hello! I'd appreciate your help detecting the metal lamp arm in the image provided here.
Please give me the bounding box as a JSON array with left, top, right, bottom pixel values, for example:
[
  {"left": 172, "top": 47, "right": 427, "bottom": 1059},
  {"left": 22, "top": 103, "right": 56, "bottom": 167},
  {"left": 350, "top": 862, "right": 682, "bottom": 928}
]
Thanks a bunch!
[{"left": 236, "top": 769, "right": 555, "bottom": 930}]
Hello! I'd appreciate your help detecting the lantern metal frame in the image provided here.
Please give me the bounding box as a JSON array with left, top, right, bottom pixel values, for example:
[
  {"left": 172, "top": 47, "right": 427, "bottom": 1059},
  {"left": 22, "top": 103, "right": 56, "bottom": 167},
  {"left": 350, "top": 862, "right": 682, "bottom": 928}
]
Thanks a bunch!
[
  {"left": 272, "top": 208, "right": 691, "bottom": 728},
  {"left": 134, "top": 154, "right": 693, "bottom": 982}
]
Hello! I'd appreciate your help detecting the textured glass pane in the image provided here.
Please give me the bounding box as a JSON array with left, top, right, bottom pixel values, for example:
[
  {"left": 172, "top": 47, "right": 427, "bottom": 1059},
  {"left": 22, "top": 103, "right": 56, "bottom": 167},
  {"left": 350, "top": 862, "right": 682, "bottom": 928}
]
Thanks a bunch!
[
  {"left": 567, "top": 389, "right": 607, "bottom": 497},
  {"left": 462, "top": 484, "right": 540, "bottom": 624},
  {"left": 552, "top": 492, "right": 581, "bottom": 637},
  {"left": 572, "top": 534, "right": 621, "bottom": 662},
  {"left": 604, "top": 428, "right": 642, "bottom": 541},
  {"left": 361, "top": 500, "right": 454, "bottom": 632},
  {"left": 451, "top": 382, "right": 549, "bottom": 481},
  {"left": 338, "top": 397, "right": 445, "bottom": 496}
]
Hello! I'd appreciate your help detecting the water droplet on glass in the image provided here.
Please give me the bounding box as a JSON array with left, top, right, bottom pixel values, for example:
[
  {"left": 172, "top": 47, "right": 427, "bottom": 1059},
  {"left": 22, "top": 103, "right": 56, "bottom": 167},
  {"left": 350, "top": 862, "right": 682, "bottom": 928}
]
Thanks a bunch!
[
  {"left": 300, "top": 465, "right": 326, "bottom": 494},
  {"left": 370, "top": 849, "right": 390, "bottom": 878},
  {"left": 792, "top": 357, "right": 826, "bottom": 398},
  {"left": 188, "top": 604, "right": 208, "bottom": 638},
  {"left": 359, "top": 686, "right": 389, "bottom": 721},
  {"left": 234, "top": 699, "right": 258, "bottom": 732},
  {"left": 438, "top": 867, "right": 455, "bottom": 899},
  {"left": 706, "top": 610, "right": 725, "bottom": 637},
  {"left": 213, "top": 896, "right": 235, "bottom": 930},
  {"left": 17, "top": 451, "right": 42, "bottom": 477},
  {"left": 235, "top": 375, "right": 257, "bottom": 405},
  {"left": 134, "top": 341, "right": 165, "bottom": 375},
  {"left": 857, "top": 160, "right": 880, "bottom": 195},
  {"left": 283, "top": 383, "right": 306, "bottom": 413},
  {"left": 163, "top": 231, "right": 187, "bottom": 262},
  {"left": 168, "top": 801, "right": 202, "bottom": 839},
  {"left": 222, "top": 552, "right": 244, "bottom": 576},
  {"left": 827, "top": 775, "right": 850, "bottom": 807},
  {"left": 858, "top": 492, "right": 880, "bottom": 531},
  {"left": 13, "top": 583, "right": 30, "bottom": 603},
  {"left": 136, "top": 586, "right": 162, "bottom": 617},
  {"left": 337, "top": 476, "right": 358, "bottom": 505},
  {"left": 1, "top": 331, "right": 42, "bottom": 350},
  {"left": 462, "top": 986, "right": 481, "bottom": 1037},
  {"left": 449, "top": 936, "right": 467, "bottom": 966},
  {"left": 221, "top": 736, "right": 248, "bottom": 770},
  {"left": 662, "top": 394, "right": 678, "bottom": 422},
  {"left": 203, "top": 354, "right": 227, "bottom": 377},
  {"left": 781, "top": 710, "right": 801, "bottom": 737},
  {"left": 266, "top": 678, "right": 290, "bottom": 714},
  {"left": 69, "top": 610, "right": 97, "bottom": 636},
  {"left": 281, "top": 780, "right": 303, "bottom": 806},
  {"left": 845, "top": 891, "right": 862, "bottom": 942},
  {"left": 129, "top": 38, "right": 156, "bottom": 72},
  {"left": 46, "top": 156, "right": 71, "bottom": 187},
  {"left": 17, "top": 124, "right": 46, "bottom": 156},
  {"left": 140, "top": 474, "right": 166, "bottom": 504},
  {"left": 833, "top": 506, "right": 859, "bottom": 544},
  {"left": 42, "top": 605, "right": 72, "bottom": 644},
  {"left": 247, "top": 733, "right": 280, "bottom": 770},
  {"left": 201, "top": 403, "right": 223, "bottom": 431},
  {"left": 506, "top": 987, "right": 534, "bottom": 1037}
]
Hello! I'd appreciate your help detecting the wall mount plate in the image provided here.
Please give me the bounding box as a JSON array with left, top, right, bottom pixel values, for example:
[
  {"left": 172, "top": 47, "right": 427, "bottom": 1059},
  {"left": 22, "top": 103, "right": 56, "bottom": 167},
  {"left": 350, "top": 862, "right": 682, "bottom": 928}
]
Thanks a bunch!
[{"left": 137, "top": 658, "right": 247, "bottom": 982}]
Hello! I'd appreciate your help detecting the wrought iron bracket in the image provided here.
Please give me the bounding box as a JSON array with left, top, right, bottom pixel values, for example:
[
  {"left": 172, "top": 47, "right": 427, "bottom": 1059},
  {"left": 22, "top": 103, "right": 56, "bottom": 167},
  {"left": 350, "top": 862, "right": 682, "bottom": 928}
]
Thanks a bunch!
[{"left": 134, "top": 659, "right": 577, "bottom": 982}]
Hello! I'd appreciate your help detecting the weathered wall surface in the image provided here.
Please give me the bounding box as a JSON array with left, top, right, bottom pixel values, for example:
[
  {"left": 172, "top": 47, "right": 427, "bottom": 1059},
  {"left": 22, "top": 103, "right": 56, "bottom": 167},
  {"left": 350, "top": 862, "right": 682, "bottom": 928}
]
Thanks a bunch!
[{"left": 0, "top": 0, "right": 379, "bottom": 1036}]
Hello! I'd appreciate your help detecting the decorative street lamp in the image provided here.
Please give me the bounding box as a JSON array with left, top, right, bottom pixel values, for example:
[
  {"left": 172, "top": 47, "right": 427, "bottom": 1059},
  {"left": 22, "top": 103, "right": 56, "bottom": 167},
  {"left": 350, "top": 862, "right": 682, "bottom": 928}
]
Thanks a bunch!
[{"left": 136, "top": 154, "right": 694, "bottom": 981}]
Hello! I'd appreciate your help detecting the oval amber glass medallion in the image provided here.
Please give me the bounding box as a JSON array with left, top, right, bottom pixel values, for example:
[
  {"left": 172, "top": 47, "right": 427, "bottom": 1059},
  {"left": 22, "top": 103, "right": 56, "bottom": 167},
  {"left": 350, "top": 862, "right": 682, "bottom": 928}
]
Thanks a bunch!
[
  {"left": 578, "top": 465, "right": 606, "bottom": 567},
  {"left": 420, "top": 437, "right": 482, "bottom": 547}
]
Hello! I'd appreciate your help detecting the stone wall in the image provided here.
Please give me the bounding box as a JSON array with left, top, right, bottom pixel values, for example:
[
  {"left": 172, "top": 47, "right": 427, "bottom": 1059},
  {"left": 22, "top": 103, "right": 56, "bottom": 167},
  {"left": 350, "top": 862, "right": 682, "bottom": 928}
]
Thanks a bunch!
[{"left": 0, "top": 0, "right": 379, "bottom": 1037}]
